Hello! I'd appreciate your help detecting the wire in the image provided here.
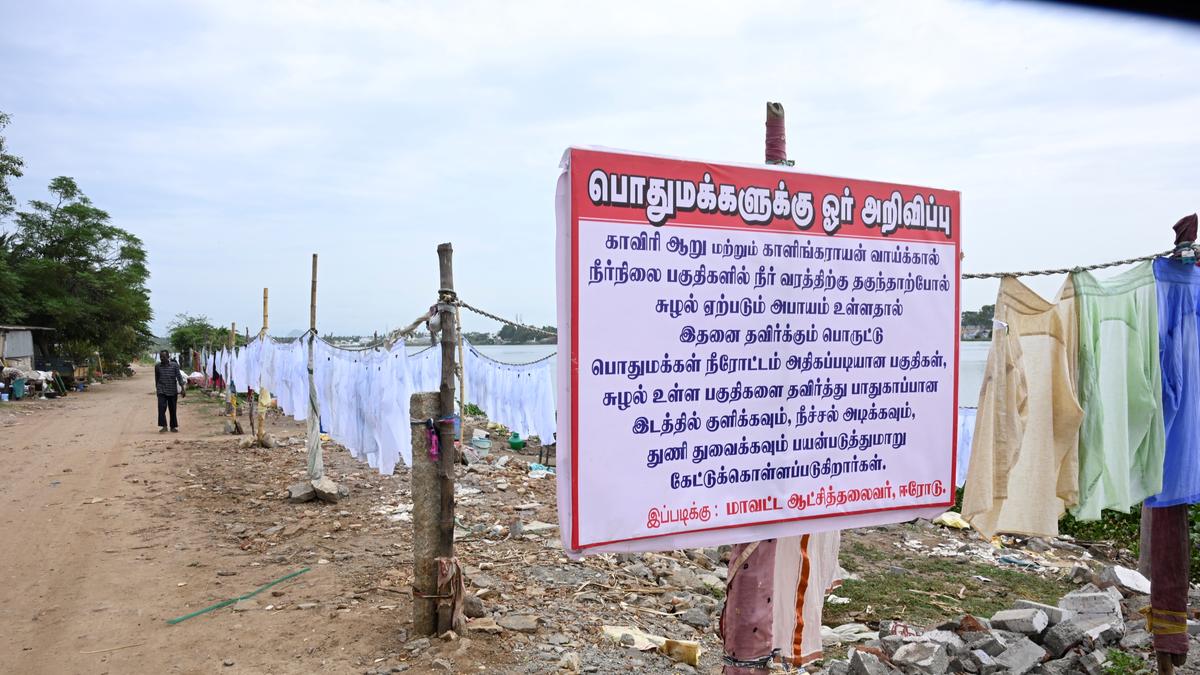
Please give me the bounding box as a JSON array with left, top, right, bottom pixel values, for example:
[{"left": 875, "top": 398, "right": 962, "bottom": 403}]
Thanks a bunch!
[{"left": 962, "top": 247, "right": 1189, "bottom": 280}]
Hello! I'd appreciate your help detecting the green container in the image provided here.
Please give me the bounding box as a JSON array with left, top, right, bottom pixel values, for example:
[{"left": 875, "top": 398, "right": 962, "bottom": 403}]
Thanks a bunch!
[
  {"left": 508, "top": 432, "right": 526, "bottom": 451},
  {"left": 12, "top": 378, "right": 26, "bottom": 400}
]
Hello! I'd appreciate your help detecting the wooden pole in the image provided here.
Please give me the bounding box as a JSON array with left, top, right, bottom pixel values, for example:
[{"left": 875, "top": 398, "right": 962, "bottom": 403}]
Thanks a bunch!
[
  {"left": 455, "top": 304, "right": 466, "bottom": 421},
  {"left": 435, "top": 243, "right": 457, "bottom": 633},
  {"left": 411, "top": 390, "right": 440, "bottom": 635},
  {"left": 228, "top": 322, "right": 238, "bottom": 420},
  {"left": 306, "top": 254, "right": 323, "bottom": 480},
  {"left": 256, "top": 288, "right": 271, "bottom": 446}
]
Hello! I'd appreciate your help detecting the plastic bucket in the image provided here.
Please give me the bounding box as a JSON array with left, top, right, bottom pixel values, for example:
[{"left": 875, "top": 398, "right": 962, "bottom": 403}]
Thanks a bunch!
[{"left": 0, "top": 393, "right": 8, "bottom": 402}]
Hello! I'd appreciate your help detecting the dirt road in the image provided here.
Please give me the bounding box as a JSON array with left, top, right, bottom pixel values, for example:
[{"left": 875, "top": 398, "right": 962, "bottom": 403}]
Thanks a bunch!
[{"left": 0, "top": 372, "right": 453, "bottom": 674}]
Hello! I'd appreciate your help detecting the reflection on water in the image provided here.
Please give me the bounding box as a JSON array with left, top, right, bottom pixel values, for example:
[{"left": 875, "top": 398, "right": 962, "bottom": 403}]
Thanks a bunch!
[{"left": 415, "top": 341, "right": 992, "bottom": 408}]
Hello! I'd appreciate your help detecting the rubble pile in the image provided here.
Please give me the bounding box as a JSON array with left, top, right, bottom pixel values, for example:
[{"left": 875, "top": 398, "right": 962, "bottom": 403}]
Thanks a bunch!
[{"left": 817, "top": 565, "right": 1189, "bottom": 675}]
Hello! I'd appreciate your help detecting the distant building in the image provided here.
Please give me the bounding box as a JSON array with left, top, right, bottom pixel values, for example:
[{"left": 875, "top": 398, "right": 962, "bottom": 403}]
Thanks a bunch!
[{"left": 0, "top": 325, "right": 55, "bottom": 371}]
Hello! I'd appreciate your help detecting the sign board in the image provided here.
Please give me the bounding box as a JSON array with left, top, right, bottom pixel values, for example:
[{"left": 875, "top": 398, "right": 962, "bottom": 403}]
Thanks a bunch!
[{"left": 555, "top": 148, "right": 960, "bottom": 554}]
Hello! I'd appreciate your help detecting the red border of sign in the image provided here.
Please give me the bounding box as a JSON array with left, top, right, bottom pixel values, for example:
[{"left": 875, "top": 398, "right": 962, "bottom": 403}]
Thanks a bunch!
[{"left": 567, "top": 148, "right": 960, "bottom": 551}]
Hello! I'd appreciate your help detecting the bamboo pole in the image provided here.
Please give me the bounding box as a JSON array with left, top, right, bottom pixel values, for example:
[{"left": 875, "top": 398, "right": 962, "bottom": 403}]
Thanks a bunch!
[
  {"left": 306, "top": 254, "right": 323, "bottom": 480},
  {"left": 256, "top": 288, "right": 271, "bottom": 446}
]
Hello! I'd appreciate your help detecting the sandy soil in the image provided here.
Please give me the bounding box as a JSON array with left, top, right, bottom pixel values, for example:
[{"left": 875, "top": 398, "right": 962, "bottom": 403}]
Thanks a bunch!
[{"left": 0, "top": 372, "right": 519, "bottom": 674}]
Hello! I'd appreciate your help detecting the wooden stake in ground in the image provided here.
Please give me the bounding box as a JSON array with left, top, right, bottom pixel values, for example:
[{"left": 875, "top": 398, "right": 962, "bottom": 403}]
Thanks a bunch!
[{"left": 411, "top": 243, "right": 464, "bottom": 636}]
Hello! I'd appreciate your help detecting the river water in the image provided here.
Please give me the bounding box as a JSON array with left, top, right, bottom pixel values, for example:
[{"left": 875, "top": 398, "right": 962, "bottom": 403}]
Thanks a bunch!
[{"left": 417, "top": 341, "right": 992, "bottom": 408}]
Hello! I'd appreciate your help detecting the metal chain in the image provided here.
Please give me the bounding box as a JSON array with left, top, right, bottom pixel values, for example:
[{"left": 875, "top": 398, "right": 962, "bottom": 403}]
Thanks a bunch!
[
  {"left": 962, "top": 247, "right": 1190, "bottom": 280},
  {"left": 455, "top": 300, "right": 557, "bottom": 338}
]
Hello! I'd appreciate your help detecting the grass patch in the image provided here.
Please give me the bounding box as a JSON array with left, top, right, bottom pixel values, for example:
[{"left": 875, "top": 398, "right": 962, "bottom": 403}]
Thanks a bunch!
[{"left": 825, "top": 551, "right": 1074, "bottom": 627}]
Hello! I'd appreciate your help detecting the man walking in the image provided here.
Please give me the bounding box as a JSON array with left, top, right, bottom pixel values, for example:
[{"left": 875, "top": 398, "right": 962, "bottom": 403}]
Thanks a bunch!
[{"left": 155, "top": 349, "right": 187, "bottom": 432}]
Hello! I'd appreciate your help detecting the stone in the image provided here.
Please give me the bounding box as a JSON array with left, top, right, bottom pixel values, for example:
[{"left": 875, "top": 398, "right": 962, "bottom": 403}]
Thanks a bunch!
[
  {"left": 968, "top": 649, "right": 997, "bottom": 670},
  {"left": 966, "top": 635, "right": 1004, "bottom": 657},
  {"left": 1058, "top": 593, "right": 1123, "bottom": 627},
  {"left": 466, "top": 617, "right": 503, "bottom": 634},
  {"left": 1025, "top": 537, "right": 1052, "bottom": 553},
  {"left": 993, "top": 637, "right": 1045, "bottom": 675},
  {"left": 1096, "top": 565, "right": 1151, "bottom": 596},
  {"left": 624, "top": 563, "right": 652, "bottom": 579},
  {"left": 828, "top": 662, "right": 851, "bottom": 675},
  {"left": 1080, "top": 620, "right": 1123, "bottom": 646},
  {"left": 923, "top": 630, "right": 967, "bottom": 655},
  {"left": 1042, "top": 620, "right": 1085, "bottom": 658},
  {"left": 848, "top": 650, "right": 893, "bottom": 675},
  {"left": 312, "top": 476, "right": 342, "bottom": 503},
  {"left": 1120, "top": 629, "right": 1152, "bottom": 650},
  {"left": 558, "top": 652, "right": 581, "bottom": 672},
  {"left": 1190, "top": 620, "right": 1200, "bottom": 636},
  {"left": 498, "top": 614, "right": 540, "bottom": 633},
  {"left": 287, "top": 481, "right": 315, "bottom": 503},
  {"left": 893, "top": 642, "right": 949, "bottom": 674},
  {"left": 261, "top": 525, "right": 284, "bottom": 537},
  {"left": 231, "top": 599, "right": 258, "bottom": 612},
  {"left": 296, "top": 602, "right": 318, "bottom": 610},
  {"left": 464, "top": 594, "right": 486, "bottom": 619},
  {"left": 880, "top": 635, "right": 905, "bottom": 657},
  {"left": 1036, "top": 654, "right": 1080, "bottom": 675},
  {"left": 1012, "top": 600, "right": 1074, "bottom": 626},
  {"left": 990, "top": 609, "right": 1048, "bottom": 636},
  {"left": 1069, "top": 565, "right": 1092, "bottom": 584},
  {"left": 223, "top": 659, "right": 235, "bottom": 667},
  {"left": 431, "top": 658, "right": 454, "bottom": 672},
  {"left": 404, "top": 638, "right": 431, "bottom": 652},
  {"left": 665, "top": 567, "right": 700, "bottom": 589},
  {"left": 677, "top": 608, "right": 710, "bottom": 629},
  {"left": 1076, "top": 650, "right": 1107, "bottom": 675}
]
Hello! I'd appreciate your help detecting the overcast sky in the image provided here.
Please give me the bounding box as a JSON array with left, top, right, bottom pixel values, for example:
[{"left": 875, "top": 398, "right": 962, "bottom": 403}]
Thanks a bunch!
[{"left": 3, "top": 1, "right": 1198, "bottom": 336}]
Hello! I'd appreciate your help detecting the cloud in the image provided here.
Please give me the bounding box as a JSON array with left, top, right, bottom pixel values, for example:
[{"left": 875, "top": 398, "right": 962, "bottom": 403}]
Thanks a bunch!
[{"left": 1, "top": 0, "right": 1197, "bottom": 333}]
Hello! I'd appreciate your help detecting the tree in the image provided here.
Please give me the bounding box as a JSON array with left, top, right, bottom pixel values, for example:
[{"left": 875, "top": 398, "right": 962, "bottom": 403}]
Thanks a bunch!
[
  {"left": 0, "top": 112, "right": 25, "bottom": 321},
  {"left": 0, "top": 111, "right": 24, "bottom": 220},
  {"left": 960, "top": 304, "right": 995, "bottom": 327},
  {"left": 0, "top": 232, "right": 20, "bottom": 323},
  {"left": 10, "top": 177, "right": 153, "bottom": 363},
  {"left": 168, "top": 314, "right": 223, "bottom": 354},
  {"left": 497, "top": 323, "right": 557, "bottom": 344}
]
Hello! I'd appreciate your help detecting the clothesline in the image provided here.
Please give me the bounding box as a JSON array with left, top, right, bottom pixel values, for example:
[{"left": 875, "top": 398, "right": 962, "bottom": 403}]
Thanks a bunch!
[{"left": 961, "top": 245, "right": 1193, "bottom": 280}]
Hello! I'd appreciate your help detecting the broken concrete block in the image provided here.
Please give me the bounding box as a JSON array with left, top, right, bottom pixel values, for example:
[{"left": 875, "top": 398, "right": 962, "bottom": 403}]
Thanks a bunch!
[
  {"left": 993, "top": 637, "right": 1045, "bottom": 675},
  {"left": 969, "top": 649, "right": 997, "bottom": 670},
  {"left": 1119, "top": 629, "right": 1151, "bottom": 650},
  {"left": 965, "top": 634, "right": 1005, "bottom": 657},
  {"left": 892, "top": 642, "right": 948, "bottom": 674},
  {"left": 1095, "top": 565, "right": 1150, "bottom": 596},
  {"left": 287, "top": 481, "right": 316, "bottom": 503},
  {"left": 1076, "top": 650, "right": 1107, "bottom": 675},
  {"left": 1080, "top": 619, "right": 1123, "bottom": 647},
  {"left": 923, "top": 629, "right": 967, "bottom": 655},
  {"left": 1042, "top": 620, "right": 1085, "bottom": 658},
  {"left": 1037, "top": 654, "right": 1080, "bottom": 675},
  {"left": 1058, "top": 592, "right": 1123, "bottom": 627},
  {"left": 990, "top": 608, "right": 1049, "bottom": 636},
  {"left": 848, "top": 649, "right": 894, "bottom": 675},
  {"left": 1013, "top": 599, "right": 1074, "bottom": 626}
]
